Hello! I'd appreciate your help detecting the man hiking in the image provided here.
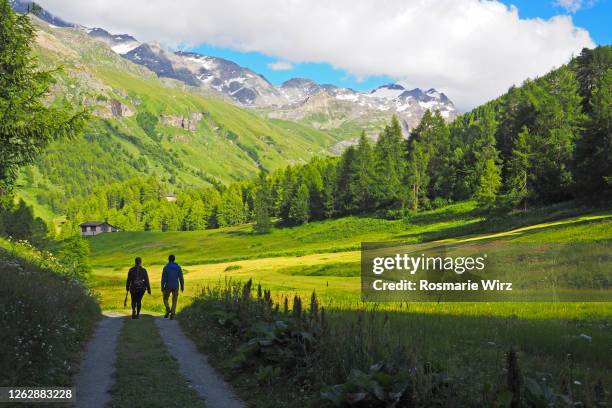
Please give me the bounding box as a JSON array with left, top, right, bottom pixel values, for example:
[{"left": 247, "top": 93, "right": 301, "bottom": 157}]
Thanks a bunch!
[
  {"left": 161, "top": 254, "right": 184, "bottom": 320},
  {"left": 126, "top": 257, "right": 151, "bottom": 319}
]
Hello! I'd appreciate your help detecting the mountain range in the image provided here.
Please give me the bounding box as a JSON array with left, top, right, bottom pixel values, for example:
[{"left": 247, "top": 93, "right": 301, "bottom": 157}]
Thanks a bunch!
[
  {"left": 11, "top": 0, "right": 456, "bottom": 133},
  {"left": 8, "top": 0, "right": 458, "bottom": 220}
]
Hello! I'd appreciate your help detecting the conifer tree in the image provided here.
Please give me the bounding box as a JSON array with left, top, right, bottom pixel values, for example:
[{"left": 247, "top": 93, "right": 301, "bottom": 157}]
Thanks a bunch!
[
  {"left": 505, "top": 127, "right": 531, "bottom": 210},
  {"left": 475, "top": 159, "right": 502, "bottom": 208},
  {"left": 289, "top": 183, "right": 310, "bottom": 225},
  {"left": 0, "top": 1, "right": 87, "bottom": 202},
  {"left": 253, "top": 172, "right": 272, "bottom": 233},
  {"left": 320, "top": 162, "right": 337, "bottom": 219},
  {"left": 335, "top": 146, "right": 358, "bottom": 215},
  {"left": 354, "top": 131, "right": 375, "bottom": 213},
  {"left": 218, "top": 186, "right": 245, "bottom": 227},
  {"left": 574, "top": 69, "right": 612, "bottom": 200},
  {"left": 373, "top": 116, "right": 406, "bottom": 210}
]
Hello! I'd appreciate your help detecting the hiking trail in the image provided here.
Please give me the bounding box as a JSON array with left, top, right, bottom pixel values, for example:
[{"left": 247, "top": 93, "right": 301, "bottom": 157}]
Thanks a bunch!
[
  {"left": 73, "top": 311, "right": 124, "bottom": 408},
  {"left": 74, "top": 311, "right": 244, "bottom": 408},
  {"left": 155, "top": 316, "right": 245, "bottom": 408}
]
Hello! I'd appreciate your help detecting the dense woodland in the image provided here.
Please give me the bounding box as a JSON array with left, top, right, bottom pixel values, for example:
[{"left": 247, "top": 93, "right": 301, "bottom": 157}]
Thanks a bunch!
[
  {"left": 0, "top": 0, "right": 610, "bottom": 237},
  {"left": 52, "top": 46, "right": 612, "bottom": 234}
]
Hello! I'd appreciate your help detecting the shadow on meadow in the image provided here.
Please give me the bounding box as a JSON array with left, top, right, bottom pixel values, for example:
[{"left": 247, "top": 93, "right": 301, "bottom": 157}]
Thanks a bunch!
[{"left": 179, "top": 279, "right": 610, "bottom": 407}]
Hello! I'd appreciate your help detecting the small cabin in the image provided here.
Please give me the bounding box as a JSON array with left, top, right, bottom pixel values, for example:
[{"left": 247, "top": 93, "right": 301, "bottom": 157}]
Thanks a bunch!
[{"left": 79, "top": 221, "right": 119, "bottom": 237}]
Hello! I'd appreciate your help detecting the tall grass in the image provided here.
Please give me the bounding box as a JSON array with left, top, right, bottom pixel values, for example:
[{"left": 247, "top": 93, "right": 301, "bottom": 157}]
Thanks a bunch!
[
  {"left": 180, "top": 279, "right": 610, "bottom": 407},
  {"left": 0, "top": 238, "right": 100, "bottom": 386}
]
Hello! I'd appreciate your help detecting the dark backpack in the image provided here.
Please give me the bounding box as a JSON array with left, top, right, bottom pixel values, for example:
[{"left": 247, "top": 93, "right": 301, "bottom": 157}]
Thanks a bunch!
[{"left": 131, "top": 266, "right": 147, "bottom": 291}]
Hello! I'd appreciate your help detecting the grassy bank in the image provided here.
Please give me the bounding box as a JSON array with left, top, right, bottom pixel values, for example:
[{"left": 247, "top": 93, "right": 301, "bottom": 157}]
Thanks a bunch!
[
  {"left": 108, "top": 315, "right": 205, "bottom": 408},
  {"left": 180, "top": 281, "right": 610, "bottom": 407},
  {"left": 0, "top": 238, "right": 100, "bottom": 386}
]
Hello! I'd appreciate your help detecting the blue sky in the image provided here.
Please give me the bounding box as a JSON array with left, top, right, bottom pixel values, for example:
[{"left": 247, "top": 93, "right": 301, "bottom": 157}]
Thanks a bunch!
[{"left": 187, "top": 0, "right": 610, "bottom": 92}]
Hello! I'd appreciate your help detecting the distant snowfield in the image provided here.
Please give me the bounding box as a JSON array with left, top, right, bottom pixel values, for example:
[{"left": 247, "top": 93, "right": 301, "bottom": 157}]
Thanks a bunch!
[{"left": 111, "top": 42, "right": 140, "bottom": 55}]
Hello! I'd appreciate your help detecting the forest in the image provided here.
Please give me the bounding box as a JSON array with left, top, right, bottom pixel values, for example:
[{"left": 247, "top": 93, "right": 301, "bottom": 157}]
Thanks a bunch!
[{"left": 51, "top": 45, "right": 612, "bottom": 234}]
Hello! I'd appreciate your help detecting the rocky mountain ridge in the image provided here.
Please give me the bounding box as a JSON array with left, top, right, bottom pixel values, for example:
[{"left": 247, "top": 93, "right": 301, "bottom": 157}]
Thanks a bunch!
[{"left": 11, "top": 0, "right": 457, "bottom": 135}]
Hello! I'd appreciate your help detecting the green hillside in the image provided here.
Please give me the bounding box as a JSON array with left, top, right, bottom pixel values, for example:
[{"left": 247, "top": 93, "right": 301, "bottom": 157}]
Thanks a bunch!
[{"left": 19, "top": 17, "right": 340, "bottom": 217}]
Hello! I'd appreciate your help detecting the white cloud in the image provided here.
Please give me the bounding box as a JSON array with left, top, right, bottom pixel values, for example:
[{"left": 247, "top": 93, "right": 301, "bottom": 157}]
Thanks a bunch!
[
  {"left": 554, "top": 0, "right": 596, "bottom": 13},
  {"left": 268, "top": 61, "right": 293, "bottom": 71},
  {"left": 36, "top": 0, "right": 594, "bottom": 109}
]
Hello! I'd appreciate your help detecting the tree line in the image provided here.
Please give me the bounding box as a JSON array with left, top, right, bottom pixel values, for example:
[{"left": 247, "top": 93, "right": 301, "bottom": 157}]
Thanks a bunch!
[
  {"left": 58, "top": 46, "right": 611, "bottom": 234},
  {"left": 1, "top": 0, "right": 609, "bottom": 238}
]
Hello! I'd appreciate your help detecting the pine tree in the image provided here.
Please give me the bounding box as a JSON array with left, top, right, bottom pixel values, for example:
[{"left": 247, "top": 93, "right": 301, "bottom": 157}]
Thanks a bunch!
[
  {"left": 354, "top": 132, "right": 375, "bottom": 213},
  {"left": 526, "top": 66, "right": 584, "bottom": 203},
  {"left": 218, "top": 186, "right": 245, "bottom": 227},
  {"left": 183, "top": 199, "right": 207, "bottom": 230},
  {"left": 0, "top": 1, "right": 87, "bottom": 201},
  {"left": 279, "top": 167, "right": 296, "bottom": 223},
  {"left": 406, "top": 142, "right": 430, "bottom": 211},
  {"left": 335, "top": 146, "right": 358, "bottom": 215},
  {"left": 373, "top": 116, "right": 406, "bottom": 210},
  {"left": 301, "top": 164, "right": 324, "bottom": 220},
  {"left": 475, "top": 159, "right": 502, "bottom": 208},
  {"left": 573, "top": 46, "right": 612, "bottom": 113},
  {"left": 253, "top": 173, "right": 272, "bottom": 233},
  {"left": 505, "top": 127, "right": 531, "bottom": 210},
  {"left": 288, "top": 183, "right": 310, "bottom": 225},
  {"left": 574, "top": 69, "right": 612, "bottom": 200},
  {"left": 320, "top": 162, "right": 336, "bottom": 219}
]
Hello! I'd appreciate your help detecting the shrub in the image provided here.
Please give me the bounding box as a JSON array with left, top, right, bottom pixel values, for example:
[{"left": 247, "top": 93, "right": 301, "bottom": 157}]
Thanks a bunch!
[{"left": 0, "top": 239, "right": 100, "bottom": 386}]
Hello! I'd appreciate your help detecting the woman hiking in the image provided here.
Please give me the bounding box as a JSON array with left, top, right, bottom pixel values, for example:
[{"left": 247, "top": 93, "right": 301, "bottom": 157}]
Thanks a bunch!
[{"left": 125, "top": 257, "right": 151, "bottom": 319}]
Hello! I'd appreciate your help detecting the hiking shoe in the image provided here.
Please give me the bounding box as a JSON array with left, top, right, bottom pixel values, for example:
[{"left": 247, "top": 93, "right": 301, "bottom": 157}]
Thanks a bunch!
[{"left": 164, "top": 310, "right": 170, "bottom": 319}]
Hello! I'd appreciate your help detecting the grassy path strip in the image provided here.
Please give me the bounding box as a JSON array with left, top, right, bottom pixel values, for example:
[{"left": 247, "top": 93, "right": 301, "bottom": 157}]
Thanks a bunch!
[
  {"left": 155, "top": 317, "right": 245, "bottom": 408},
  {"left": 74, "top": 312, "right": 124, "bottom": 408},
  {"left": 108, "top": 315, "right": 206, "bottom": 408}
]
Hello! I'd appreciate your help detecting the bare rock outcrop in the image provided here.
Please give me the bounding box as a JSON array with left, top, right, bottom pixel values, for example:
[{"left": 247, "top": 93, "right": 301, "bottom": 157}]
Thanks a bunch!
[{"left": 160, "top": 112, "right": 203, "bottom": 131}]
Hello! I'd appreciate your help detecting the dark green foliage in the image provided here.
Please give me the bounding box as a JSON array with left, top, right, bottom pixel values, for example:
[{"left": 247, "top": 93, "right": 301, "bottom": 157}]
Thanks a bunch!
[
  {"left": 288, "top": 183, "right": 310, "bottom": 225},
  {"left": 0, "top": 0, "right": 86, "bottom": 196},
  {"left": 62, "top": 177, "right": 221, "bottom": 233},
  {"left": 504, "top": 127, "right": 531, "bottom": 209},
  {"left": 572, "top": 46, "right": 612, "bottom": 113},
  {"left": 56, "top": 235, "right": 91, "bottom": 277},
  {"left": 372, "top": 116, "right": 406, "bottom": 210},
  {"left": 0, "top": 199, "right": 49, "bottom": 246},
  {"left": 218, "top": 185, "right": 246, "bottom": 227},
  {"left": 253, "top": 172, "right": 272, "bottom": 233},
  {"left": 136, "top": 111, "right": 160, "bottom": 141},
  {"left": 0, "top": 242, "right": 100, "bottom": 386},
  {"left": 574, "top": 69, "right": 612, "bottom": 201},
  {"left": 475, "top": 158, "right": 502, "bottom": 207}
]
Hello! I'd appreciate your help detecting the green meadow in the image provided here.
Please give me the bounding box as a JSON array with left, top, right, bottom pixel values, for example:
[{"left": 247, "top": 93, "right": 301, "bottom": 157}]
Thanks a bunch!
[
  {"left": 85, "top": 201, "right": 612, "bottom": 405},
  {"left": 89, "top": 201, "right": 612, "bottom": 310}
]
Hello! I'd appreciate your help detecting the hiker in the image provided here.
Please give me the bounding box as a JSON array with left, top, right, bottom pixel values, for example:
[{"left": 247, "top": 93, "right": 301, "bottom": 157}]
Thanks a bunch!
[
  {"left": 161, "top": 254, "right": 184, "bottom": 320},
  {"left": 126, "top": 257, "right": 151, "bottom": 319}
]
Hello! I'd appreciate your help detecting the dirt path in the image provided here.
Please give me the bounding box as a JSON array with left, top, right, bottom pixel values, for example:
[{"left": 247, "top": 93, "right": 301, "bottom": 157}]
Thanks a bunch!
[
  {"left": 155, "top": 317, "right": 245, "bottom": 408},
  {"left": 73, "top": 312, "right": 124, "bottom": 408}
]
